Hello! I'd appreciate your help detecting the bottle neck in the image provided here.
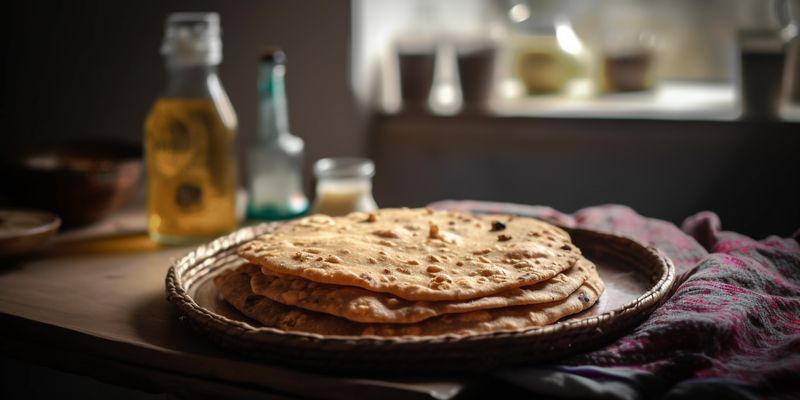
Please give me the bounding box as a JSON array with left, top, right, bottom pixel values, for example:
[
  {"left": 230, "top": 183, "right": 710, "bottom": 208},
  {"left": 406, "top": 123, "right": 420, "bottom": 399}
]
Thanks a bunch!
[
  {"left": 163, "top": 64, "right": 219, "bottom": 98},
  {"left": 257, "top": 63, "right": 290, "bottom": 142}
]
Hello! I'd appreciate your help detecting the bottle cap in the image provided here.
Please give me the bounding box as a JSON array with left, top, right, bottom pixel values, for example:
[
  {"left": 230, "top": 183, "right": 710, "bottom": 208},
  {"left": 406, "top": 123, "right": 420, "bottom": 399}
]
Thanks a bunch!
[
  {"left": 260, "top": 46, "right": 286, "bottom": 64},
  {"left": 161, "top": 12, "right": 222, "bottom": 67}
]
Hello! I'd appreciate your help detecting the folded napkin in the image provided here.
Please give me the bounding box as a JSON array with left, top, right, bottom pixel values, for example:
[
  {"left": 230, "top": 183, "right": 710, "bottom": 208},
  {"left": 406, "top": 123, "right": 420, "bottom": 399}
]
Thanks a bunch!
[{"left": 430, "top": 201, "right": 800, "bottom": 399}]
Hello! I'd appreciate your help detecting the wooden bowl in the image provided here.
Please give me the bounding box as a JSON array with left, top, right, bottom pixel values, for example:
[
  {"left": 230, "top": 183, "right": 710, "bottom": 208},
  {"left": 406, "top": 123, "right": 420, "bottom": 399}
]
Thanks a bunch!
[
  {"left": 1, "top": 141, "right": 142, "bottom": 226},
  {"left": 0, "top": 209, "right": 61, "bottom": 258}
]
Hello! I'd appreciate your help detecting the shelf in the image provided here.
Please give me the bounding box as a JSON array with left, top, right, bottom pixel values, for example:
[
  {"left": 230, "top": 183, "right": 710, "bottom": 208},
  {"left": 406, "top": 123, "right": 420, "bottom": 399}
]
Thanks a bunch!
[
  {"left": 487, "top": 81, "right": 739, "bottom": 121},
  {"left": 379, "top": 81, "right": 800, "bottom": 122}
]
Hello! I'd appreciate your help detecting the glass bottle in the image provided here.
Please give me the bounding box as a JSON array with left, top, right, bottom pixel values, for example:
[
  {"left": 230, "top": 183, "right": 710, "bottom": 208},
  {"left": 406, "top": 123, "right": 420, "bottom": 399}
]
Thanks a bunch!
[
  {"left": 246, "top": 47, "right": 309, "bottom": 220},
  {"left": 310, "top": 158, "right": 378, "bottom": 217},
  {"left": 144, "top": 12, "right": 238, "bottom": 244}
]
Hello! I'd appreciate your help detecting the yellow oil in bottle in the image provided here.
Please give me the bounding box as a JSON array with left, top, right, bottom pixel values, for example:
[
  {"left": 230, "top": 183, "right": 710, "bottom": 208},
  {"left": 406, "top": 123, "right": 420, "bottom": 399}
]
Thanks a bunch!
[{"left": 145, "top": 98, "right": 237, "bottom": 244}]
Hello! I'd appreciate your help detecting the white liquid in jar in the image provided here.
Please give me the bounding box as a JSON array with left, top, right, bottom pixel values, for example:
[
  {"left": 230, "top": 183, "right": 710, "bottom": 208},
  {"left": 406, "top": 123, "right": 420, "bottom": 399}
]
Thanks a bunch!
[{"left": 311, "top": 180, "right": 377, "bottom": 217}]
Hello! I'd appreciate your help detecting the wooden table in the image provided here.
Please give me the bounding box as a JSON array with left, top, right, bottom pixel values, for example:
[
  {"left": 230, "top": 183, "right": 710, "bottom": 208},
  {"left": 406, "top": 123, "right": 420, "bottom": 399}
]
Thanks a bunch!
[{"left": 0, "top": 210, "right": 466, "bottom": 399}]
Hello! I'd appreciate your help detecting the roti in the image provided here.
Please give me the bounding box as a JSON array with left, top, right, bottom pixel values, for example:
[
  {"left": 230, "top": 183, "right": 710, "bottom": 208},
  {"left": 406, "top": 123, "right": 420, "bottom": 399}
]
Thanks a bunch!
[
  {"left": 238, "top": 208, "right": 582, "bottom": 301},
  {"left": 214, "top": 264, "right": 604, "bottom": 337},
  {"left": 249, "top": 257, "right": 597, "bottom": 323}
]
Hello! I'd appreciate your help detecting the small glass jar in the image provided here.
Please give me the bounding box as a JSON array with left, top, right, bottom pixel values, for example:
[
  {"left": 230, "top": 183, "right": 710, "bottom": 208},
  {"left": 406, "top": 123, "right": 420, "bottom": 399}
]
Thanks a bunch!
[{"left": 310, "top": 158, "right": 378, "bottom": 216}]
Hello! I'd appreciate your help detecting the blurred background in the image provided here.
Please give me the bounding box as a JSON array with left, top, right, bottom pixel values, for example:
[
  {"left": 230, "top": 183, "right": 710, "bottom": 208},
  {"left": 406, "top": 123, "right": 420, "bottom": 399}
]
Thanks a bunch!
[{"left": 2, "top": 0, "right": 799, "bottom": 239}]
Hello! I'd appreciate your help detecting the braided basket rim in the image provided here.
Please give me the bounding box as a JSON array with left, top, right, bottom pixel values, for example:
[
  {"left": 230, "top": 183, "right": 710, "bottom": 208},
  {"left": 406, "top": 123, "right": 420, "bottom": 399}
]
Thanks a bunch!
[{"left": 165, "top": 221, "right": 675, "bottom": 367}]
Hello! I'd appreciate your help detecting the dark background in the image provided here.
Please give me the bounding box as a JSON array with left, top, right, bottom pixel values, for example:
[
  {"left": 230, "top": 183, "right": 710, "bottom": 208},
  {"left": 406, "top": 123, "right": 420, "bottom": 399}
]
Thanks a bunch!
[{"left": 2, "top": 0, "right": 361, "bottom": 173}]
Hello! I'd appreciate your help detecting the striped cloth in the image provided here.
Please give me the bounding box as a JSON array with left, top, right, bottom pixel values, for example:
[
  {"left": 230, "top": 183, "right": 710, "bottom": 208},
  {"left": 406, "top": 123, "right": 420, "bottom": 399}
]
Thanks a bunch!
[{"left": 429, "top": 201, "right": 800, "bottom": 399}]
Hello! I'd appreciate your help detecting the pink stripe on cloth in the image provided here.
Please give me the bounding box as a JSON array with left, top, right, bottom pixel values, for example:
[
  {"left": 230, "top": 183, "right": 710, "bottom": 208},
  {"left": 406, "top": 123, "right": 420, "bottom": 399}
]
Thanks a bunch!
[{"left": 428, "top": 200, "right": 800, "bottom": 397}]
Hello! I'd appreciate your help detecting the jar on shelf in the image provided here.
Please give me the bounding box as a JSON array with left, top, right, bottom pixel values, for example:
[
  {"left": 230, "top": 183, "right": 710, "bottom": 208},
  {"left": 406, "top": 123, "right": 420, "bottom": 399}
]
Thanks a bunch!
[{"left": 509, "top": 13, "right": 589, "bottom": 96}]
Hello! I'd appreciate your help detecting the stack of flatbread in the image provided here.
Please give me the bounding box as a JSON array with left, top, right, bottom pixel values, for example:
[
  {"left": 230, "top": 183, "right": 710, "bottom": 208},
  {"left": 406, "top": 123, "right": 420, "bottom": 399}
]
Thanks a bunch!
[{"left": 215, "top": 208, "right": 604, "bottom": 337}]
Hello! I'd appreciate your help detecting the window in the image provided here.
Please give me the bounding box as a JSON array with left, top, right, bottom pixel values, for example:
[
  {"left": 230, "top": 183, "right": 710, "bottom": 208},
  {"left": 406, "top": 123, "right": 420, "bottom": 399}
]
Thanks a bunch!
[{"left": 352, "top": 0, "right": 800, "bottom": 120}]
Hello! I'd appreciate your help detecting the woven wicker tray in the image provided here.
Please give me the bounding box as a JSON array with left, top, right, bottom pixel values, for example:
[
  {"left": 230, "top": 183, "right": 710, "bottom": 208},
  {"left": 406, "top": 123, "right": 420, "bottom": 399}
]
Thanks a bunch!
[{"left": 166, "top": 223, "right": 675, "bottom": 372}]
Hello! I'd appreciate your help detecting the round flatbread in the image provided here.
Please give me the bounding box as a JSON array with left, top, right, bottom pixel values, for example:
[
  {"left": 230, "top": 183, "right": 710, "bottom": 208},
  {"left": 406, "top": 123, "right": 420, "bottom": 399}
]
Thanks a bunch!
[
  {"left": 249, "top": 258, "right": 596, "bottom": 324},
  {"left": 214, "top": 264, "right": 604, "bottom": 337},
  {"left": 238, "top": 208, "right": 582, "bottom": 301}
]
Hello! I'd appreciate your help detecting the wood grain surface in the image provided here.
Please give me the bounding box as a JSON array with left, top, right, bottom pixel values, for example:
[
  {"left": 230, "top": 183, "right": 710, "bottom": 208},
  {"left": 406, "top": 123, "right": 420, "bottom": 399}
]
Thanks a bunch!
[{"left": 0, "top": 210, "right": 462, "bottom": 399}]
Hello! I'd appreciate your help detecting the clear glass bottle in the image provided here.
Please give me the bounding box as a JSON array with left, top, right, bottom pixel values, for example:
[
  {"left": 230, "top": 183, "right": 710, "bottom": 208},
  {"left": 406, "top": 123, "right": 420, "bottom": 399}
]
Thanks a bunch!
[
  {"left": 144, "top": 13, "right": 238, "bottom": 244},
  {"left": 310, "top": 158, "right": 378, "bottom": 216},
  {"left": 246, "top": 47, "right": 309, "bottom": 220}
]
